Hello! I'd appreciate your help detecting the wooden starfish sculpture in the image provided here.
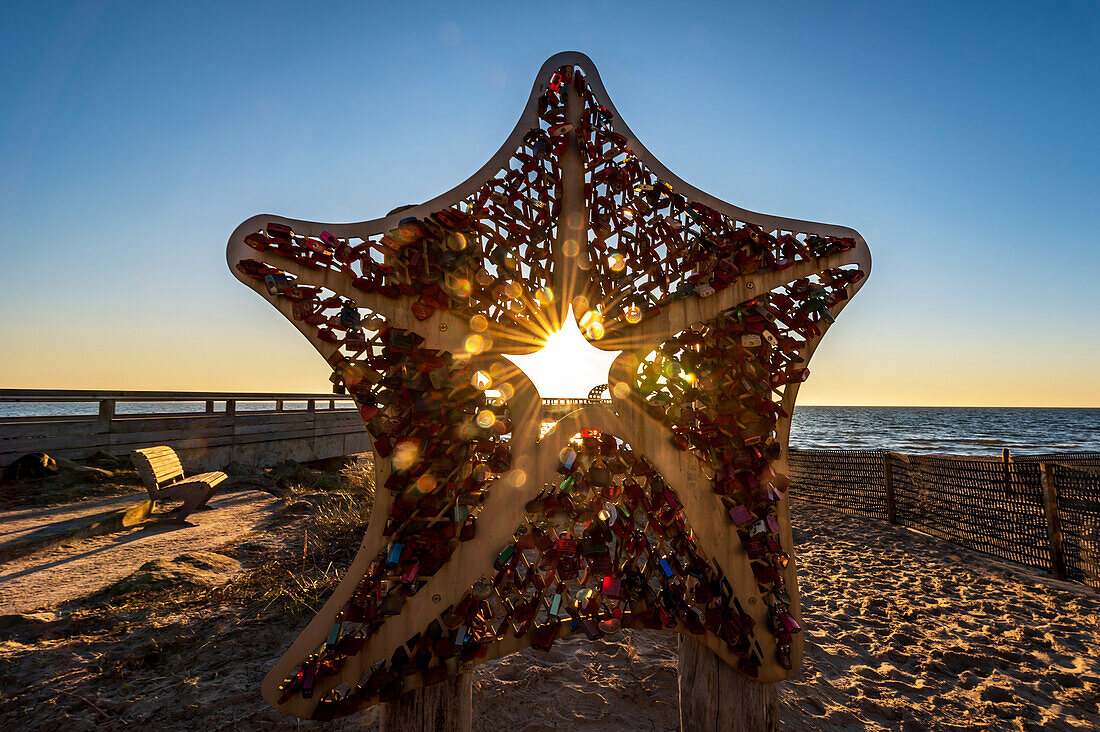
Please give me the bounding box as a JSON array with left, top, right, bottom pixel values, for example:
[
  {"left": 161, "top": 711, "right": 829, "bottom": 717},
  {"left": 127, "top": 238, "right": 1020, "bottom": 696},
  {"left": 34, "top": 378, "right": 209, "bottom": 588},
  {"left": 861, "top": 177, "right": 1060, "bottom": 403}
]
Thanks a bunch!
[{"left": 227, "top": 51, "right": 871, "bottom": 720}]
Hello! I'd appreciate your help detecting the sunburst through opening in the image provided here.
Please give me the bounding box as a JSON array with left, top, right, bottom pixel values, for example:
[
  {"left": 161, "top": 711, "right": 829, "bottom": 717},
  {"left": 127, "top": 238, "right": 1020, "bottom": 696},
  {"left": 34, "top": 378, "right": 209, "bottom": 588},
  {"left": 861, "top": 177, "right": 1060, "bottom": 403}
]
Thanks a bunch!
[{"left": 502, "top": 305, "right": 621, "bottom": 400}]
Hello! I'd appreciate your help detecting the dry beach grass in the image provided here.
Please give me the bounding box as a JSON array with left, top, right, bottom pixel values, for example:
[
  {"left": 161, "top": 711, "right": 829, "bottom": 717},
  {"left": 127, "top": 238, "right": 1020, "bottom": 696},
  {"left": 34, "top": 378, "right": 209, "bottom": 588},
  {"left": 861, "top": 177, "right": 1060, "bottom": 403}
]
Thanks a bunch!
[{"left": 0, "top": 469, "right": 1096, "bottom": 730}]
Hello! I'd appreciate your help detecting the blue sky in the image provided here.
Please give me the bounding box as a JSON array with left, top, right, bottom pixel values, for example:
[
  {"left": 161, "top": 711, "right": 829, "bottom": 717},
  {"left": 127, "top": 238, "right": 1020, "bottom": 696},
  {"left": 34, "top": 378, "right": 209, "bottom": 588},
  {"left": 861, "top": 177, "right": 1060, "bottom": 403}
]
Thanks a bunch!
[{"left": 1, "top": 0, "right": 1097, "bottom": 405}]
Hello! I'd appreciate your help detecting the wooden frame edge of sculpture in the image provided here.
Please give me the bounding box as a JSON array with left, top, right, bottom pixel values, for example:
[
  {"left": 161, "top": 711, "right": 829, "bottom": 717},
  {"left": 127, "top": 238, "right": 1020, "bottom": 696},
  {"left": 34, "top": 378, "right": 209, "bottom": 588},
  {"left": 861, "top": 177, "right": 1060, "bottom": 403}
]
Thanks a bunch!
[{"left": 226, "top": 50, "right": 871, "bottom": 721}]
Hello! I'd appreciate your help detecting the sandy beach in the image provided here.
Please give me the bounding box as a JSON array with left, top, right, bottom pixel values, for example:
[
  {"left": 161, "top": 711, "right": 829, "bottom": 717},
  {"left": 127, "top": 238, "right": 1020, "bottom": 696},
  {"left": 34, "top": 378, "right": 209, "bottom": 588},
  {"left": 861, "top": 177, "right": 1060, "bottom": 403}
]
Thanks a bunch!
[
  {"left": 469, "top": 501, "right": 1100, "bottom": 731},
  {"left": 1, "top": 494, "right": 1096, "bottom": 730},
  {"left": 0, "top": 490, "right": 277, "bottom": 614}
]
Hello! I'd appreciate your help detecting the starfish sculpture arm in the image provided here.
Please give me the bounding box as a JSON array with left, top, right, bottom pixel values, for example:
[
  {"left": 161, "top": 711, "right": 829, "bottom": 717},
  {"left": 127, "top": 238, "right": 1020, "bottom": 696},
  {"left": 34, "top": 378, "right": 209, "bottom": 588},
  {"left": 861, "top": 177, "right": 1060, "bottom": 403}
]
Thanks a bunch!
[{"left": 227, "top": 51, "right": 871, "bottom": 720}]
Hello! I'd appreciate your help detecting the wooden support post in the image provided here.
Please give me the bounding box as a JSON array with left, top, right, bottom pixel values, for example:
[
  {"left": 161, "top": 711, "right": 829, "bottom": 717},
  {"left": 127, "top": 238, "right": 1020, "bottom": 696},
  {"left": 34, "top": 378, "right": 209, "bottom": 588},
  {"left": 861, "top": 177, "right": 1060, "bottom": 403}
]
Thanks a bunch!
[
  {"left": 225, "top": 399, "right": 236, "bottom": 416},
  {"left": 307, "top": 399, "right": 316, "bottom": 413},
  {"left": 1040, "top": 463, "right": 1066, "bottom": 580},
  {"left": 379, "top": 674, "right": 472, "bottom": 732},
  {"left": 1002, "top": 448, "right": 1013, "bottom": 496},
  {"left": 276, "top": 400, "right": 284, "bottom": 411},
  {"left": 678, "top": 637, "right": 777, "bottom": 732},
  {"left": 98, "top": 398, "right": 116, "bottom": 421},
  {"left": 205, "top": 400, "right": 215, "bottom": 413},
  {"left": 883, "top": 452, "right": 897, "bottom": 524}
]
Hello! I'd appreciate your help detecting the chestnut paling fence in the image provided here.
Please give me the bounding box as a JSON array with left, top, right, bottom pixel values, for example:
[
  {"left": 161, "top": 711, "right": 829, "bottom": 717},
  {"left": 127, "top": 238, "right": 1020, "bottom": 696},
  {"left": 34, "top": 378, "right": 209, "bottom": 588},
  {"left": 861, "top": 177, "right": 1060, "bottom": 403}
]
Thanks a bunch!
[{"left": 787, "top": 449, "right": 1100, "bottom": 589}]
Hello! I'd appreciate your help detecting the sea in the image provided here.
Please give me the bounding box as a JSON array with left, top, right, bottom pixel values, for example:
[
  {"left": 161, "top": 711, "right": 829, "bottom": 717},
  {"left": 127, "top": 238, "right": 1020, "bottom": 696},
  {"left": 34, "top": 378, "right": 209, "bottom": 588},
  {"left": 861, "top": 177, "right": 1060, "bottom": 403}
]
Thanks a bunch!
[
  {"left": 789, "top": 406, "right": 1100, "bottom": 456},
  {"left": 1, "top": 402, "right": 1097, "bottom": 457}
]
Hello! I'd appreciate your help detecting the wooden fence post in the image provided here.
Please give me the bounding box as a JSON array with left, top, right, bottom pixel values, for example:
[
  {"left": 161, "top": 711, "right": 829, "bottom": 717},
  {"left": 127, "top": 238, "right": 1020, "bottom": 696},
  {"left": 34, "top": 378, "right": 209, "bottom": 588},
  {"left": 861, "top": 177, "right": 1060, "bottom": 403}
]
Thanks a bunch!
[
  {"left": 1039, "top": 463, "right": 1066, "bottom": 580},
  {"left": 379, "top": 674, "right": 472, "bottom": 732},
  {"left": 678, "top": 637, "right": 778, "bottom": 732},
  {"left": 1002, "top": 448, "right": 1013, "bottom": 496},
  {"left": 883, "top": 452, "right": 898, "bottom": 524}
]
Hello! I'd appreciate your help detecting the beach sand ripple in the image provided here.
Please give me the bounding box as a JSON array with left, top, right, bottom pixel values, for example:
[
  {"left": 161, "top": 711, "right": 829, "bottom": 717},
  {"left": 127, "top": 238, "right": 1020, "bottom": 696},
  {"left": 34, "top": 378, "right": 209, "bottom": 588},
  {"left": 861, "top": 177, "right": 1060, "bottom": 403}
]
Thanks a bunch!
[{"left": 776, "top": 502, "right": 1099, "bottom": 731}]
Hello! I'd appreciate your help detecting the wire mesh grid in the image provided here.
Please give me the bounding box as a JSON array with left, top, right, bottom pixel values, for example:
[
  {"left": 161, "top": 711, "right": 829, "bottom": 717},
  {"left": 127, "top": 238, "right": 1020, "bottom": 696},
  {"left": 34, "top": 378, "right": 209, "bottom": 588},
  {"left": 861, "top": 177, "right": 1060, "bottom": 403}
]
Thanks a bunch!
[
  {"left": 1050, "top": 464, "right": 1100, "bottom": 589},
  {"left": 786, "top": 449, "right": 887, "bottom": 519},
  {"left": 787, "top": 449, "right": 1100, "bottom": 588},
  {"left": 888, "top": 454, "right": 1050, "bottom": 571}
]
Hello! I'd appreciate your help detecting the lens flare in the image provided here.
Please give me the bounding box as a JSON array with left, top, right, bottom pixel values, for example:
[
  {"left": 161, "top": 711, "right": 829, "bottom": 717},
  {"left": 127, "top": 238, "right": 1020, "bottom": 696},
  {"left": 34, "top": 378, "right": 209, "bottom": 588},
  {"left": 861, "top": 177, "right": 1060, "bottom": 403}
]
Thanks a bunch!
[
  {"left": 612, "top": 381, "right": 631, "bottom": 399},
  {"left": 450, "top": 277, "right": 472, "bottom": 298},
  {"left": 624, "top": 305, "right": 643, "bottom": 324},
  {"left": 476, "top": 409, "right": 496, "bottom": 429},
  {"left": 415, "top": 473, "right": 438, "bottom": 494},
  {"left": 392, "top": 442, "right": 419, "bottom": 471},
  {"left": 472, "top": 371, "right": 493, "bottom": 390},
  {"left": 608, "top": 253, "right": 625, "bottom": 272},
  {"left": 465, "top": 334, "right": 486, "bottom": 354},
  {"left": 470, "top": 314, "right": 489, "bottom": 332}
]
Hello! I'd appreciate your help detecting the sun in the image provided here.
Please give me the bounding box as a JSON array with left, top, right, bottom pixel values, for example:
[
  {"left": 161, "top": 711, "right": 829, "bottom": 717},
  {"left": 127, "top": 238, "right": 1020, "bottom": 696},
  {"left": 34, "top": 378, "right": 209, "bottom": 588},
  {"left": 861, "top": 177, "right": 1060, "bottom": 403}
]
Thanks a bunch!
[{"left": 502, "top": 305, "right": 622, "bottom": 399}]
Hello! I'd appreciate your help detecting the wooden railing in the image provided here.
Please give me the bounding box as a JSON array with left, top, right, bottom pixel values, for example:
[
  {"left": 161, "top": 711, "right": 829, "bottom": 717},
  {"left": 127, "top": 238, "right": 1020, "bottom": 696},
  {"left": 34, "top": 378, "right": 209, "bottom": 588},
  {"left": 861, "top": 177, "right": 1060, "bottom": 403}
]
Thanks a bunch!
[
  {"left": 2, "top": 390, "right": 610, "bottom": 414},
  {"left": 0, "top": 390, "right": 622, "bottom": 470},
  {"left": 540, "top": 397, "right": 612, "bottom": 416},
  {"left": 0, "top": 389, "right": 355, "bottom": 417},
  {"left": 0, "top": 390, "right": 364, "bottom": 471}
]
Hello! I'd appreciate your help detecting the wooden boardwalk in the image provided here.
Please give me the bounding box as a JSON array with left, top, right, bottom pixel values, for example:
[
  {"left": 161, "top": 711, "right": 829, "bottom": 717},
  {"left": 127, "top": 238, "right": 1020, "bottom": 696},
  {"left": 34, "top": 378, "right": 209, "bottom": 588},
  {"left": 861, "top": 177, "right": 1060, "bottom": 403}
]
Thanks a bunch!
[{"left": 0, "top": 390, "right": 369, "bottom": 472}]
